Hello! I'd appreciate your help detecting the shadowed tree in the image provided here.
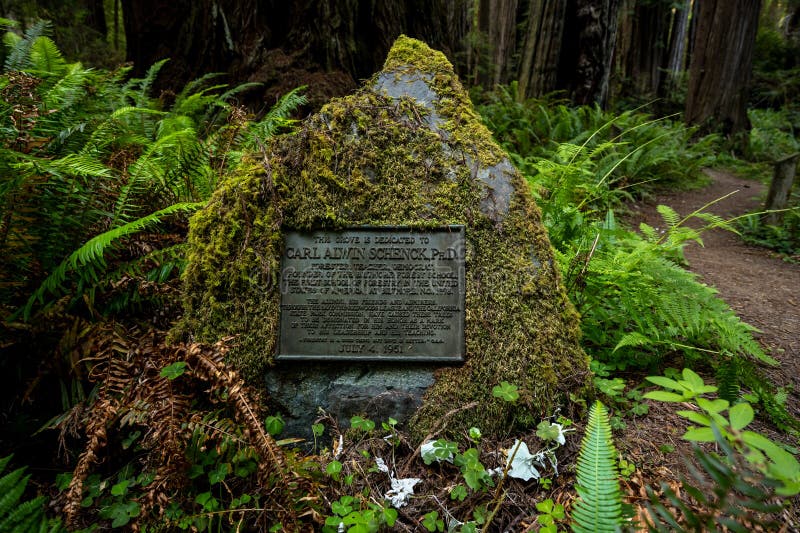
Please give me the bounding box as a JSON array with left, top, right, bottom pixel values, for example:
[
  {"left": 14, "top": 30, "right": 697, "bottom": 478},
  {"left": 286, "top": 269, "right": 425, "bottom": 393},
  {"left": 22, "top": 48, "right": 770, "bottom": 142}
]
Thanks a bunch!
[
  {"left": 558, "top": 0, "right": 621, "bottom": 106},
  {"left": 121, "top": 0, "right": 469, "bottom": 106},
  {"left": 685, "top": 0, "right": 762, "bottom": 140},
  {"left": 516, "top": 0, "right": 568, "bottom": 99}
]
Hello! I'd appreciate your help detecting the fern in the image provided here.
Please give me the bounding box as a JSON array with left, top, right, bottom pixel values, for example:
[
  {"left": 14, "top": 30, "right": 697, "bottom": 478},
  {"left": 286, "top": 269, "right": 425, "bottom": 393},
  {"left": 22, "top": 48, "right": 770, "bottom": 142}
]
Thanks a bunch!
[
  {"left": 129, "top": 58, "right": 168, "bottom": 108},
  {"left": 0, "top": 455, "right": 66, "bottom": 533},
  {"left": 27, "top": 36, "right": 65, "bottom": 76},
  {"left": 571, "top": 401, "right": 624, "bottom": 533},
  {"left": 4, "top": 19, "right": 50, "bottom": 71},
  {"left": 23, "top": 202, "right": 203, "bottom": 319},
  {"left": 244, "top": 85, "right": 308, "bottom": 149}
]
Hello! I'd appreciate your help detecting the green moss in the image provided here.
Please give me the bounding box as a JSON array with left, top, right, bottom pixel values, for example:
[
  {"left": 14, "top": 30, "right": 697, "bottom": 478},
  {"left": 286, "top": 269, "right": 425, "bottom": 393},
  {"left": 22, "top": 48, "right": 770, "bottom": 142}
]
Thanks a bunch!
[{"left": 176, "top": 36, "right": 590, "bottom": 438}]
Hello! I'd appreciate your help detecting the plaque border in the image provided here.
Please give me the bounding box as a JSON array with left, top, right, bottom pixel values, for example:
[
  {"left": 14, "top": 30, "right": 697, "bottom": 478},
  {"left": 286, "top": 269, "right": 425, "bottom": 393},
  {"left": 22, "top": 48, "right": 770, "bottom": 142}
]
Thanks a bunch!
[{"left": 276, "top": 225, "right": 466, "bottom": 362}]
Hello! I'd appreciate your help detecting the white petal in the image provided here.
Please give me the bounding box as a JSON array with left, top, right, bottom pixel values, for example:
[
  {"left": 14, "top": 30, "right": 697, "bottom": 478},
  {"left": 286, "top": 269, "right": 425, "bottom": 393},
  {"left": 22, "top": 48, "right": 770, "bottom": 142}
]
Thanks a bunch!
[
  {"left": 506, "top": 440, "right": 542, "bottom": 481},
  {"left": 385, "top": 477, "right": 421, "bottom": 508}
]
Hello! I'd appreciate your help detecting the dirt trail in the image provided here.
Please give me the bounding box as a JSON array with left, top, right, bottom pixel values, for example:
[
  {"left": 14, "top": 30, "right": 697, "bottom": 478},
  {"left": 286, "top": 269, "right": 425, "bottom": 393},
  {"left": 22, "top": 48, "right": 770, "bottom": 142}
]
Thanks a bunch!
[
  {"left": 627, "top": 168, "right": 800, "bottom": 413},
  {"left": 619, "top": 169, "right": 800, "bottom": 525}
]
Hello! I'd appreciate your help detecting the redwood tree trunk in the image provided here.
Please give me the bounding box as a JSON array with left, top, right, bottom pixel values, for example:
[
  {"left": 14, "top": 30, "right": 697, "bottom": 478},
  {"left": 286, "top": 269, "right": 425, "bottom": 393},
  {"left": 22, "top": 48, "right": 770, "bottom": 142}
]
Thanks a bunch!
[
  {"left": 121, "top": 0, "right": 469, "bottom": 106},
  {"left": 558, "top": 0, "right": 621, "bottom": 106},
  {"left": 659, "top": 0, "right": 690, "bottom": 96},
  {"left": 475, "top": 0, "right": 519, "bottom": 87},
  {"left": 685, "top": 0, "right": 762, "bottom": 137},
  {"left": 614, "top": 0, "right": 670, "bottom": 98},
  {"left": 517, "top": 0, "right": 567, "bottom": 99},
  {"left": 85, "top": 0, "right": 106, "bottom": 36}
]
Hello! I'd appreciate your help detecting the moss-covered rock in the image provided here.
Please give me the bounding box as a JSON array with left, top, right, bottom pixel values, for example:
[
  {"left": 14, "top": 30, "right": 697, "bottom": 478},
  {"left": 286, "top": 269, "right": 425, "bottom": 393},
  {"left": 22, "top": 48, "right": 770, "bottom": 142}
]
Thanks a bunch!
[{"left": 177, "top": 36, "right": 590, "bottom": 440}]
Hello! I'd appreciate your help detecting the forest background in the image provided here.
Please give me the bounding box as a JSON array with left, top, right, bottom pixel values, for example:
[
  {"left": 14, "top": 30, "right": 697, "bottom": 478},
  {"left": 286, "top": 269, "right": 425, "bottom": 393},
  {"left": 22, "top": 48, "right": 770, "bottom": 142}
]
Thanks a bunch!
[{"left": 0, "top": 0, "right": 799, "bottom": 531}]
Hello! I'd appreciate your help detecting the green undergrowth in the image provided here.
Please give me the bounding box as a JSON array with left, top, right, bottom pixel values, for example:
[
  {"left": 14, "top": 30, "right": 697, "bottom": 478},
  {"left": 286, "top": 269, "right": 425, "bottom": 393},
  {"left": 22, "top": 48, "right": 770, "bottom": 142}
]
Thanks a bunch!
[
  {"left": 1, "top": 21, "right": 307, "bottom": 322},
  {"left": 476, "top": 87, "right": 798, "bottom": 431}
]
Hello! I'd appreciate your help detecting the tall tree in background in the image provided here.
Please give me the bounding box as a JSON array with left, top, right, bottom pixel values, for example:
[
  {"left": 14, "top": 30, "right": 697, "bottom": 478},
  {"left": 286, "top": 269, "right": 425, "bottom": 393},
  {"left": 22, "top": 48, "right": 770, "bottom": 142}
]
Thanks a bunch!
[
  {"left": 658, "top": 0, "right": 690, "bottom": 98},
  {"left": 121, "top": 0, "right": 468, "bottom": 106},
  {"left": 614, "top": 0, "right": 671, "bottom": 97},
  {"left": 558, "top": 0, "right": 621, "bottom": 106},
  {"left": 685, "top": 0, "right": 762, "bottom": 137},
  {"left": 120, "top": 0, "right": 629, "bottom": 109},
  {"left": 473, "top": 0, "right": 519, "bottom": 87},
  {"left": 516, "top": 0, "right": 567, "bottom": 99}
]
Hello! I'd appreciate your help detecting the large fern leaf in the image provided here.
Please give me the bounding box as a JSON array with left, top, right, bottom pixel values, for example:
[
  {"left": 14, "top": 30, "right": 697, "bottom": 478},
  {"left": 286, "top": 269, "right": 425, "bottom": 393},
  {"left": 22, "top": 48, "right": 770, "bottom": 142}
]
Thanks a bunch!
[
  {"left": 27, "top": 36, "right": 65, "bottom": 75},
  {"left": 23, "top": 202, "right": 203, "bottom": 319},
  {"left": 571, "top": 401, "right": 623, "bottom": 533},
  {"left": 3, "top": 19, "right": 49, "bottom": 71}
]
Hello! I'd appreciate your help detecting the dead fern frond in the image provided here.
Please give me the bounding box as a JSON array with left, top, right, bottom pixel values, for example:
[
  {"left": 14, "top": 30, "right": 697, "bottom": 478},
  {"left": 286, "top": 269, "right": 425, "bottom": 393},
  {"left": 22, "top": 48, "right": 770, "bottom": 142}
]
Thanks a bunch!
[{"left": 60, "top": 325, "right": 320, "bottom": 530}]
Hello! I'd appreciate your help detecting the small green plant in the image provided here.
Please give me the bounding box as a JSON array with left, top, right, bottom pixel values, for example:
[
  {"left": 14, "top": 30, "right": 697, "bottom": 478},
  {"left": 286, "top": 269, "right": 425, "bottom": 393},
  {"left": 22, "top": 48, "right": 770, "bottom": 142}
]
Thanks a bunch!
[
  {"left": 454, "top": 448, "right": 494, "bottom": 491},
  {"left": 492, "top": 381, "right": 519, "bottom": 403},
  {"left": 536, "top": 498, "right": 566, "bottom": 533},
  {"left": 322, "top": 496, "right": 397, "bottom": 533},
  {"left": 422, "top": 510, "right": 445, "bottom": 532},
  {"left": 264, "top": 414, "right": 285, "bottom": 436},
  {"left": 643, "top": 427, "right": 783, "bottom": 531},
  {"left": 349, "top": 415, "right": 376, "bottom": 432},
  {"left": 571, "top": 401, "right": 624, "bottom": 532},
  {"left": 644, "top": 368, "right": 800, "bottom": 495}
]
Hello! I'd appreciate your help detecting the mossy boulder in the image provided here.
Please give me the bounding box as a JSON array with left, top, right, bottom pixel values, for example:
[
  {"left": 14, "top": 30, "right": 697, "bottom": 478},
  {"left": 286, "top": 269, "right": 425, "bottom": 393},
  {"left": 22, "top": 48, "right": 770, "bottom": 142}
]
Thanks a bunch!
[{"left": 177, "top": 36, "right": 590, "bottom": 440}]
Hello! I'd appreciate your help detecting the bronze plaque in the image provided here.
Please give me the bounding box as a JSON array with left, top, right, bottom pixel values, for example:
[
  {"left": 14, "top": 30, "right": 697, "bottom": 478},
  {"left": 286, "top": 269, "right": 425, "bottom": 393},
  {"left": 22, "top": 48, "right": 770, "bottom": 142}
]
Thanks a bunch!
[{"left": 278, "top": 226, "right": 465, "bottom": 361}]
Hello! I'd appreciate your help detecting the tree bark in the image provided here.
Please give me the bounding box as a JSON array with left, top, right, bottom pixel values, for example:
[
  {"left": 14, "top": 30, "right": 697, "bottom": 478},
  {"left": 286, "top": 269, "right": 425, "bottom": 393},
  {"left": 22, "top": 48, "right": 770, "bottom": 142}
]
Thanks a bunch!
[
  {"left": 558, "top": 0, "right": 621, "bottom": 107},
  {"left": 658, "top": 0, "right": 691, "bottom": 99},
  {"left": 85, "top": 0, "right": 106, "bottom": 36},
  {"left": 121, "top": 0, "right": 470, "bottom": 107},
  {"left": 475, "top": 0, "right": 519, "bottom": 87},
  {"left": 517, "top": 0, "right": 567, "bottom": 99},
  {"left": 613, "top": 0, "right": 670, "bottom": 99},
  {"left": 685, "top": 0, "right": 762, "bottom": 138}
]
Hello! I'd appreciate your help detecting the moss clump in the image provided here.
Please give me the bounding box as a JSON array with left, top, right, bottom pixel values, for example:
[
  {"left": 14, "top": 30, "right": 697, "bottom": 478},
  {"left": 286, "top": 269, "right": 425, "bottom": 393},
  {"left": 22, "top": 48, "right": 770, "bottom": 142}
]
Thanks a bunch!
[{"left": 177, "top": 35, "right": 590, "bottom": 439}]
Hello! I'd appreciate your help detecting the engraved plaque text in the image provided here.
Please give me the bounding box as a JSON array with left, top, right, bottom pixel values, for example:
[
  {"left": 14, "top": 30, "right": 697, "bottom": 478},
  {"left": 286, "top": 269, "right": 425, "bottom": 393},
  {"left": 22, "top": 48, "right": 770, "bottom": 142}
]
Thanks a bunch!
[{"left": 278, "top": 226, "right": 465, "bottom": 361}]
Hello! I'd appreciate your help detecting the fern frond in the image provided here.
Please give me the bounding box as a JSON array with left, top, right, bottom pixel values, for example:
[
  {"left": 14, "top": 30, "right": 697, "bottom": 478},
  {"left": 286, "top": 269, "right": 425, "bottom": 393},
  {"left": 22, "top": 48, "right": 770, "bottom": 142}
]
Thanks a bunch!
[
  {"left": 27, "top": 36, "right": 65, "bottom": 75},
  {"left": 613, "top": 332, "right": 654, "bottom": 352},
  {"left": 112, "top": 128, "right": 202, "bottom": 225},
  {"left": 41, "top": 63, "right": 89, "bottom": 110},
  {"left": 46, "top": 153, "right": 113, "bottom": 178},
  {"left": 4, "top": 19, "right": 49, "bottom": 71},
  {"left": 0, "top": 456, "right": 62, "bottom": 533},
  {"left": 245, "top": 85, "right": 307, "bottom": 147},
  {"left": 132, "top": 58, "right": 168, "bottom": 108},
  {"left": 23, "top": 202, "right": 203, "bottom": 319},
  {"left": 656, "top": 204, "right": 680, "bottom": 229},
  {"left": 571, "top": 401, "right": 623, "bottom": 532}
]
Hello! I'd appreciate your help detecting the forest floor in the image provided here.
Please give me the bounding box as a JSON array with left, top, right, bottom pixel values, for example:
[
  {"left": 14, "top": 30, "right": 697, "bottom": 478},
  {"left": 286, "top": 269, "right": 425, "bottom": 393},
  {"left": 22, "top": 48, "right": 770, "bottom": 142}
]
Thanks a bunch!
[{"left": 619, "top": 168, "right": 800, "bottom": 527}]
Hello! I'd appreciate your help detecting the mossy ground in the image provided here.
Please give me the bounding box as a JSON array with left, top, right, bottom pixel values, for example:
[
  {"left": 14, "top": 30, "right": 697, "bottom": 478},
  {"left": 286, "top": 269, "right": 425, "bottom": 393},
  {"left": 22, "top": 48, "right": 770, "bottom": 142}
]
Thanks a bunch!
[{"left": 177, "top": 36, "right": 590, "bottom": 439}]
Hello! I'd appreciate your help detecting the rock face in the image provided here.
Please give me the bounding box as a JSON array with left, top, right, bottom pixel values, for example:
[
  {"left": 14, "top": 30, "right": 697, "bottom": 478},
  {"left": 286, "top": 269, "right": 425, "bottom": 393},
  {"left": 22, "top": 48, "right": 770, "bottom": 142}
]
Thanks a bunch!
[{"left": 178, "top": 36, "right": 590, "bottom": 440}]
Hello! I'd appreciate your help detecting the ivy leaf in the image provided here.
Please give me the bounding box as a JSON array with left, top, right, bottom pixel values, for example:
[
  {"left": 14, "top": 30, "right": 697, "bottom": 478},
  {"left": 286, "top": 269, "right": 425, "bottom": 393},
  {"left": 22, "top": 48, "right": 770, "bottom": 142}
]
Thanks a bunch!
[
  {"left": 536, "top": 421, "right": 566, "bottom": 444},
  {"left": 208, "top": 463, "right": 229, "bottom": 484},
  {"left": 264, "top": 414, "right": 285, "bottom": 436},
  {"left": 350, "top": 415, "right": 375, "bottom": 432},
  {"left": 110, "top": 479, "right": 130, "bottom": 496}
]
